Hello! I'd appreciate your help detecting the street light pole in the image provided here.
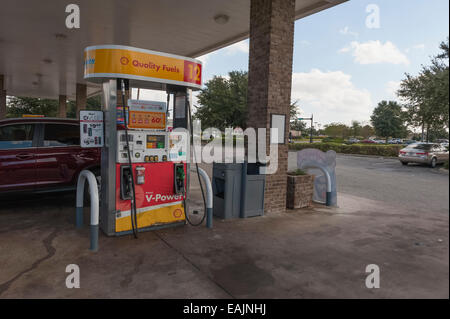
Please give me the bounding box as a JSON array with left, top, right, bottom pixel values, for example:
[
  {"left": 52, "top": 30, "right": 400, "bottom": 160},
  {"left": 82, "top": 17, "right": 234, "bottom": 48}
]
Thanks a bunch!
[{"left": 297, "top": 116, "right": 314, "bottom": 143}]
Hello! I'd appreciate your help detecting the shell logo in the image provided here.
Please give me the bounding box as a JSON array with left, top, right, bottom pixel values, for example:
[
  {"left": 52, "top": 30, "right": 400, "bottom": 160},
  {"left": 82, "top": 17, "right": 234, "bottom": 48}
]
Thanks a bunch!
[
  {"left": 173, "top": 209, "right": 183, "bottom": 218},
  {"left": 120, "top": 56, "right": 129, "bottom": 65}
]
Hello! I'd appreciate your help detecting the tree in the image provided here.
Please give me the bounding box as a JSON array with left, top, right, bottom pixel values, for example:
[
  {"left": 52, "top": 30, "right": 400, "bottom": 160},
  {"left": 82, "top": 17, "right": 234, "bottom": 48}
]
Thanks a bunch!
[
  {"left": 360, "top": 125, "right": 375, "bottom": 139},
  {"left": 323, "top": 123, "right": 350, "bottom": 139},
  {"left": 194, "top": 71, "right": 247, "bottom": 130},
  {"left": 7, "top": 96, "right": 58, "bottom": 117},
  {"left": 350, "top": 120, "right": 361, "bottom": 137},
  {"left": 289, "top": 100, "right": 307, "bottom": 132},
  {"left": 398, "top": 38, "right": 449, "bottom": 142},
  {"left": 67, "top": 95, "right": 102, "bottom": 118},
  {"left": 370, "top": 100, "right": 406, "bottom": 142},
  {"left": 7, "top": 95, "right": 102, "bottom": 118}
]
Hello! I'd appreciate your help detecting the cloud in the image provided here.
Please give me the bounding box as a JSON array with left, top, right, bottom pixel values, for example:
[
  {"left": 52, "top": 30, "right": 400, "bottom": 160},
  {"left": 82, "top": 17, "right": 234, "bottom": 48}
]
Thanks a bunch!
[
  {"left": 339, "top": 26, "right": 359, "bottom": 37},
  {"left": 291, "top": 69, "right": 373, "bottom": 125},
  {"left": 385, "top": 81, "right": 401, "bottom": 100},
  {"left": 405, "top": 43, "right": 425, "bottom": 53},
  {"left": 339, "top": 40, "right": 410, "bottom": 65},
  {"left": 412, "top": 43, "right": 425, "bottom": 50},
  {"left": 223, "top": 40, "right": 249, "bottom": 55},
  {"left": 196, "top": 54, "right": 210, "bottom": 66}
]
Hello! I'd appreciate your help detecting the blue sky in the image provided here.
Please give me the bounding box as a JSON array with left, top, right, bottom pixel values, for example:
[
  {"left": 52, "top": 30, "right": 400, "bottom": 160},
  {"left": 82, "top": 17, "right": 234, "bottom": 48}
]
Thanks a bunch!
[{"left": 194, "top": 0, "right": 449, "bottom": 127}]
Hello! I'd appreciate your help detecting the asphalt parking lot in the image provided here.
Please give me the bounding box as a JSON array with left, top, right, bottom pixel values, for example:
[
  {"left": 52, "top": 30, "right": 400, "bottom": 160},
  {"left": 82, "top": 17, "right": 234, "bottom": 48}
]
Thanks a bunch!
[
  {"left": 335, "top": 154, "right": 449, "bottom": 215},
  {"left": 0, "top": 156, "right": 448, "bottom": 298},
  {"left": 288, "top": 153, "right": 449, "bottom": 215}
]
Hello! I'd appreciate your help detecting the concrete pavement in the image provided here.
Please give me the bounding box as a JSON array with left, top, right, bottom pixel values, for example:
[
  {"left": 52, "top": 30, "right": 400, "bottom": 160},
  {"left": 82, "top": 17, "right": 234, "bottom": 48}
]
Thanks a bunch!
[{"left": 0, "top": 157, "right": 448, "bottom": 298}]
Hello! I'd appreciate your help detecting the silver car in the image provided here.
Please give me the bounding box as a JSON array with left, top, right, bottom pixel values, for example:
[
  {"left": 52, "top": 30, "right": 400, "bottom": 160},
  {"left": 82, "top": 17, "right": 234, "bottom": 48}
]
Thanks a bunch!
[{"left": 399, "top": 143, "right": 449, "bottom": 168}]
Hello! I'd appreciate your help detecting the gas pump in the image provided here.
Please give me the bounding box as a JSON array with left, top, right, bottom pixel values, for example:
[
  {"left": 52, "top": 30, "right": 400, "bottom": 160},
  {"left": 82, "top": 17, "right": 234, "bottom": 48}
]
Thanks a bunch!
[{"left": 83, "top": 45, "right": 202, "bottom": 236}]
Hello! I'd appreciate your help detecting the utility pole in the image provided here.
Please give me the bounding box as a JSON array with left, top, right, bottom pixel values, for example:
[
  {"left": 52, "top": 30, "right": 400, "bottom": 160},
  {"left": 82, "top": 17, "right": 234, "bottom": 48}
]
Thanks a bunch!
[{"left": 310, "top": 114, "right": 314, "bottom": 144}]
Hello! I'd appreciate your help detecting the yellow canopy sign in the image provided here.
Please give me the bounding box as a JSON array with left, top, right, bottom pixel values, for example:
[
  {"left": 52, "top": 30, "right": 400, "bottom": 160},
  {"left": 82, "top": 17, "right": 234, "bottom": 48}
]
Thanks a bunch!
[{"left": 84, "top": 45, "right": 202, "bottom": 90}]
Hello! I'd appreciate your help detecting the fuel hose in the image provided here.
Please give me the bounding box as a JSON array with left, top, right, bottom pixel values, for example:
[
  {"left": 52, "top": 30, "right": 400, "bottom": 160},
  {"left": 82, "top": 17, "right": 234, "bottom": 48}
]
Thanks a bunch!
[
  {"left": 184, "top": 95, "right": 207, "bottom": 226},
  {"left": 121, "top": 79, "right": 138, "bottom": 238}
]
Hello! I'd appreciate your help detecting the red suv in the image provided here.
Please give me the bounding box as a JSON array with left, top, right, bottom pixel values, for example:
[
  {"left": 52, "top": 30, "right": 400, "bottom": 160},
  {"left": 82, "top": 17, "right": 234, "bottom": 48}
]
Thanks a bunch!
[{"left": 0, "top": 118, "right": 101, "bottom": 194}]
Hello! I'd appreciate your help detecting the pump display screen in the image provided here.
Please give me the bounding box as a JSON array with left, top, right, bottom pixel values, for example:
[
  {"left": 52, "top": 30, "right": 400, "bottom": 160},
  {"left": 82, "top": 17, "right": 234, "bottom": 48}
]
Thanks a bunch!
[{"left": 146, "top": 135, "right": 165, "bottom": 149}]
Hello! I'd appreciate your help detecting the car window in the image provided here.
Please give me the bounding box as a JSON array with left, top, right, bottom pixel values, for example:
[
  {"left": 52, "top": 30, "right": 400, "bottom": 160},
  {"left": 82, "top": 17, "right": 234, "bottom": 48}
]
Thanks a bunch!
[
  {"left": 43, "top": 123, "right": 80, "bottom": 147},
  {"left": 407, "top": 143, "right": 432, "bottom": 150},
  {"left": 0, "top": 124, "right": 34, "bottom": 149}
]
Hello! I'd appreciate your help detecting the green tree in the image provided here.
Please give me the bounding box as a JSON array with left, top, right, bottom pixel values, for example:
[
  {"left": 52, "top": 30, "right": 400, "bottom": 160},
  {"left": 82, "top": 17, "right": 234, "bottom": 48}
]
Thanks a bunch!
[
  {"left": 7, "top": 96, "right": 58, "bottom": 117},
  {"left": 398, "top": 38, "right": 449, "bottom": 141},
  {"left": 67, "top": 95, "right": 102, "bottom": 118},
  {"left": 7, "top": 95, "right": 102, "bottom": 118},
  {"left": 427, "top": 124, "right": 449, "bottom": 142},
  {"left": 370, "top": 100, "right": 406, "bottom": 142},
  {"left": 194, "top": 71, "right": 248, "bottom": 130},
  {"left": 360, "top": 125, "right": 375, "bottom": 139},
  {"left": 350, "top": 120, "right": 361, "bottom": 137},
  {"left": 289, "top": 100, "right": 306, "bottom": 132},
  {"left": 323, "top": 123, "right": 350, "bottom": 138}
]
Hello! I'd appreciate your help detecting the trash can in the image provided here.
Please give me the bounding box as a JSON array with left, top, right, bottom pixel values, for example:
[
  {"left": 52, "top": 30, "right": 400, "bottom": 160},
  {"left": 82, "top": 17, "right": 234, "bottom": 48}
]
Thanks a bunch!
[
  {"left": 212, "top": 163, "right": 242, "bottom": 219},
  {"left": 240, "top": 161, "right": 265, "bottom": 218}
]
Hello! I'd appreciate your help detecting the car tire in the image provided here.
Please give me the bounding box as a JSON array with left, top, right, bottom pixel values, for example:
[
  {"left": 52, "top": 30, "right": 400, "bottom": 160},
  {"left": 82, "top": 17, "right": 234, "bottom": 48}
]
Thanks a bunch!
[
  {"left": 430, "top": 157, "right": 437, "bottom": 168},
  {"left": 401, "top": 161, "right": 408, "bottom": 166}
]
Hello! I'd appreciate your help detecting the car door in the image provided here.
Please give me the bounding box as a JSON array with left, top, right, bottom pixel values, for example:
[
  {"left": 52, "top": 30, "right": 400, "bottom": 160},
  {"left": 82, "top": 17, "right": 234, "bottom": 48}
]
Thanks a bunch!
[
  {"left": 0, "top": 123, "right": 37, "bottom": 192},
  {"left": 35, "top": 123, "right": 81, "bottom": 189}
]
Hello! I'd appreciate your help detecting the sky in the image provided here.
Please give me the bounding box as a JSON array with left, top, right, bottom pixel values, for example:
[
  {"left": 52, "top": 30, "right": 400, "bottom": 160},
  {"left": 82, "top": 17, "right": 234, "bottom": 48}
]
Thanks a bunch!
[{"left": 139, "top": 0, "right": 449, "bottom": 128}]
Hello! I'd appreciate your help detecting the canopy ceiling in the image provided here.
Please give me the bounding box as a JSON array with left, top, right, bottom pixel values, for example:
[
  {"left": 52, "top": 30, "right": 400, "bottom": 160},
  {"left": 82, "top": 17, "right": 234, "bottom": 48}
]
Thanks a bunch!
[{"left": 0, "top": 0, "right": 346, "bottom": 100}]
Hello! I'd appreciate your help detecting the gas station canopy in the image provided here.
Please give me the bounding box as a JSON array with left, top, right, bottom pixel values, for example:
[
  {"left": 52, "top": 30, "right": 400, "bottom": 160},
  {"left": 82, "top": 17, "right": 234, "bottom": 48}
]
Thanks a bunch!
[{"left": 0, "top": 0, "right": 345, "bottom": 100}]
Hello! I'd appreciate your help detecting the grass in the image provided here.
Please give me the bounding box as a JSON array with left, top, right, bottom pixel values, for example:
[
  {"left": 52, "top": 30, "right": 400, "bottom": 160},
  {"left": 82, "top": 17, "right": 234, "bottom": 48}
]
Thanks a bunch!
[{"left": 287, "top": 168, "right": 307, "bottom": 176}]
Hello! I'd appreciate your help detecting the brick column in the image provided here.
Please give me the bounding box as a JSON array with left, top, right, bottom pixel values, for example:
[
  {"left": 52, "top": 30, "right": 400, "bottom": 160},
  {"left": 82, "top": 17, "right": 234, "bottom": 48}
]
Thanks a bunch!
[
  {"left": 75, "top": 83, "right": 87, "bottom": 119},
  {"left": 58, "top": 95, "right": 67, "bottom": 118},
  {"left": 247, "top": 0, "right": 295, "bottom": 214},
  {"left": 0, "top": 75, "right": 6, "bottom": 119}
]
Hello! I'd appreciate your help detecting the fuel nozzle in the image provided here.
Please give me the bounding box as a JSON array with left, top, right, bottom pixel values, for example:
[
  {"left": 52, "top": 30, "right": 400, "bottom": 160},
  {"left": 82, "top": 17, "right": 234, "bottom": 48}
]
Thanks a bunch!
[{"left": 174, "top": 164, "right": 185, "bottom": 194}]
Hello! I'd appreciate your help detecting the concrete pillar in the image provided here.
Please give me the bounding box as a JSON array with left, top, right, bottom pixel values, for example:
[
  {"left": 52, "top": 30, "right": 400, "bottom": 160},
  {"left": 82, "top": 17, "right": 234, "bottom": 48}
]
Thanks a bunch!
[
  {"left": 247, "top": 0, "right": 295, "bottom": 213},
  {"left": 75, "top": 83, "right": 87, "bottom": 119},
  {"left": 0, "top": 75, "right": 6, "bottom": 119},
  {"left": 58, "top": 95, "right": 67, "bottom": 118}
]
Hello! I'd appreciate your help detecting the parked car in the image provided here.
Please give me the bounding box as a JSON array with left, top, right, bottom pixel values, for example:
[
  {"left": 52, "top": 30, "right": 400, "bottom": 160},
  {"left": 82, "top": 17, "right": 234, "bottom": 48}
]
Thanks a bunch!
[
  {"left": 388, "top": 138, "right": 404, "bottom": 144},
  {"left": 361, "top": 139, "right": 376, "bottom": 144},
  {"left": 345, "top": 138, "right": 360, "bottom": 144},
  {"left": 403, "top": 140, "right": 417, "bottom": 145},
  {"left": 0, "top": 117, "right": 101, "bottom": 194},
  {"left": 398, "top": 143, "right": 449, "bottom": 168}
]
